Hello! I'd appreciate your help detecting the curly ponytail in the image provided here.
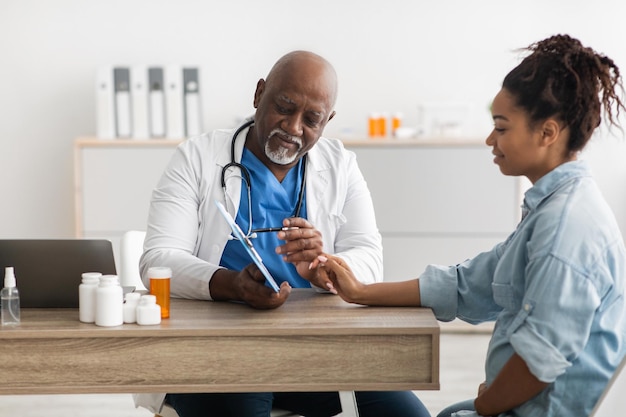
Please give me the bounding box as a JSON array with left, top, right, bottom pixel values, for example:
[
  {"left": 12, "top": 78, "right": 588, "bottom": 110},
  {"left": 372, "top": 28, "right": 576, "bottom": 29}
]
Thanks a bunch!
[{"left": 502, "top": 34, "right": 625, "bottom": 153}]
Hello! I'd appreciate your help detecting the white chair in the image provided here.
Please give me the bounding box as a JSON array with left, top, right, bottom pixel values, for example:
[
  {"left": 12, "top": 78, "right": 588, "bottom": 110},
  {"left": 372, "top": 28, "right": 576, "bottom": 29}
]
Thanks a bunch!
[
  {"left": 120, "top": 230, "right": 358, "bottom": 417},
  {"left": 119, "top": 230, "right": 148, "bottom": 291},
  {"left": 589, "top": 354, "right": 626, "bottom": 416},
  {"left": 155, "top": 404, "right": 178, "bottom": 417}
]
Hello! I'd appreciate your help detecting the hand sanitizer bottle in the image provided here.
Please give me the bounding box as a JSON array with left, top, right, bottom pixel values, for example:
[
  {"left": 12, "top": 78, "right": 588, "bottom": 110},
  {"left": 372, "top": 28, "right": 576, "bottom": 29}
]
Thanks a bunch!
[{"left": 1, "top": 266, "right": 20, "bottom": 325}]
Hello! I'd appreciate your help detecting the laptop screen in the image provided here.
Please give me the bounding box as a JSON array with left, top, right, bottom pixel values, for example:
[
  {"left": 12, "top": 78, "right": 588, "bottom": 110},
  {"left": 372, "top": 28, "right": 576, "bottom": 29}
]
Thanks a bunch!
[{"left": 0, "top": 239, "right": 117, "bottom": 308}]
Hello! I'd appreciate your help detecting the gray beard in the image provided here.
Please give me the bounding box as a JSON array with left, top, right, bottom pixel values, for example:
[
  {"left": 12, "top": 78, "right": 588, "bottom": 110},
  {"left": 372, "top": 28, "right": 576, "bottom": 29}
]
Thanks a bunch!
[
  {"left": 265, "top": 143, "right": 298, "bottom": 165},
  {"left": 264, "top": 132, "right": 302, "bottom": 165}
]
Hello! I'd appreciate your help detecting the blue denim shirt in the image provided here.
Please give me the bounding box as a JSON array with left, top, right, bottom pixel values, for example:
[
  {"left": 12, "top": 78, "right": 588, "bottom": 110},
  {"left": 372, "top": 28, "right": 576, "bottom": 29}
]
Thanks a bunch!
[{"left": 420, "top": 160, "right": 626, "bottom": 416}]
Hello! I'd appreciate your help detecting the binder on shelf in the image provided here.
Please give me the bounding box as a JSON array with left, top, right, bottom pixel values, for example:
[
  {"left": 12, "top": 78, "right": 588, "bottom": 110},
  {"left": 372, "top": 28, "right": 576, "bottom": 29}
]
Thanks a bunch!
[
  {"left": 94, "top": 64, "right": 203, "bottom": 140},
  {"left": 165, "top": 65, "right": 184, "bottom": 139},
  {"left": 130, "top": 65, "right": 149, "bottom": 139},
  {"left": 113, "top": 67, "right": 132, "bottom": 138},
  {"left": 95, "top": 66, "right": 115, "bottom": 139},
  {"left": 183, "top": 67, "right": 202, "bottom": 137},
  {"left": 148, "top": 67, "right": 166, "bottom": 138}
]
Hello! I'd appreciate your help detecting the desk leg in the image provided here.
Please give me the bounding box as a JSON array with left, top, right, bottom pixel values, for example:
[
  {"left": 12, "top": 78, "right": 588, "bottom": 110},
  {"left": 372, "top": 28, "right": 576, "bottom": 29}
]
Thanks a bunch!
[{"left": 337, "top": 391, "right": 359, "bottom": 417}]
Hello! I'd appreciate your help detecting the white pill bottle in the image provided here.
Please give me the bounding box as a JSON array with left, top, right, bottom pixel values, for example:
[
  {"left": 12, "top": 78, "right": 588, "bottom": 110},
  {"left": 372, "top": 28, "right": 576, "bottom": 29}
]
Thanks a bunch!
[{"left": 95, "top": 275, "right": 123, "bottom": 327}]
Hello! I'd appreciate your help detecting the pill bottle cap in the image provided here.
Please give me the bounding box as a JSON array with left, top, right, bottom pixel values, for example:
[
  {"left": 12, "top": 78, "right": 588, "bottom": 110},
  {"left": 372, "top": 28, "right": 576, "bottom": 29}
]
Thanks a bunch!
[
  {"left": 140, "top": 294, "right": 157, "bottom": 304},
  {"left": 82, "top": 272, "right": 102, "bottom": 284},
  {"left": 148, "top": 267, "right": 172, "bottom": 279},
  {"left": 4, "top": 267, "right": 16, "bottom": 288},
  {"left": 99, "top": 275, "right": 120, "bottom": 286},
  {"left": 124, "top": 292, "right": 141, "bottom": 302}
]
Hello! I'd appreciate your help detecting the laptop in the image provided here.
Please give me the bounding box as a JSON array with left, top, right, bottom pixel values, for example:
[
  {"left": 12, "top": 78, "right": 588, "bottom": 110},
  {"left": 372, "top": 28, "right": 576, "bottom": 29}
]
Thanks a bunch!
[{"left": 0, "top": 239, "right": 117, "bottom": 308}]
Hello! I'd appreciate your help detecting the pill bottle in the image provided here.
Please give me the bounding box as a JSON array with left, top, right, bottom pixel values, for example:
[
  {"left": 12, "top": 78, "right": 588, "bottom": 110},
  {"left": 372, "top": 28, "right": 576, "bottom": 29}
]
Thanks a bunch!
[
  {"left": 148, "top": 266, "right": 171, "bottom": 318},
  {"left": 79, "top": 272, "right": 102, "bottom": 323},
  {"left": 123, "top": 291, "right": 141, "bottom": 324},
  {"left": 136, "top": 294, "right": 161, "bottom": 325},
  {"left": 392, "top": 113, "right": 403, "bottom": 137},
  {"left": 378, "top": 112, "right": 388, "bottom": 137},
  {"left": 95, "top": 275, "right": 123, "bottom": 327},
  {"left": 1, "top": 267, "right": 20, "bottom": 326},
  {"left": 368, "top": 113, "right": 380, "bottom": 138}
]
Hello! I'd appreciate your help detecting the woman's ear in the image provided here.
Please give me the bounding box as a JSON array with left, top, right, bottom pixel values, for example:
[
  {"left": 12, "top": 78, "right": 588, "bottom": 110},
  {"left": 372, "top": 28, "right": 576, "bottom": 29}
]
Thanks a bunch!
[{"left": 539, "top": 118, "right": 562, "bottom": 147}]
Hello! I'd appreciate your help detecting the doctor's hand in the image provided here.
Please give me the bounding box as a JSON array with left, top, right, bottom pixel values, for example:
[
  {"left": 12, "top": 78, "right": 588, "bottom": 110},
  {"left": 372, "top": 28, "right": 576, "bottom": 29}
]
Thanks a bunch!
[
  {"left": 210, "top": 264, "right": 291, "bottom": 309},
  {"left": 276, "top": 217, "right": 329, "bottom": 290}
]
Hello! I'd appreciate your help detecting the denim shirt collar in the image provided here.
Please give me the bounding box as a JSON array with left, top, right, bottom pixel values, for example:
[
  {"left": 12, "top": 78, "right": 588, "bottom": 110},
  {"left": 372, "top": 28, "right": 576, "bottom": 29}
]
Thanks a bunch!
[{"left": 522, "top": 160, "right": 592, "bottom": 214}]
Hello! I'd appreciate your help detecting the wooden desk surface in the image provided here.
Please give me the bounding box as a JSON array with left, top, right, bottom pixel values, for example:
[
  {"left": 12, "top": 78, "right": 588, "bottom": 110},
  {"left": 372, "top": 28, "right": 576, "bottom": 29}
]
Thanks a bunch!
[{"left": 0, "top": 289, "right": 439, "bottom": 395}]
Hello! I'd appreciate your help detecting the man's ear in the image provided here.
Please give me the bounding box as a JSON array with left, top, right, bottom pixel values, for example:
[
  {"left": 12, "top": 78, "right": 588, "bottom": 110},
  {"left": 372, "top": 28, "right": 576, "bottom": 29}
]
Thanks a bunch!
[
  {"left": 540, "top": 118, "right": 561, "bottom": 147},
  {"left": 253, "top": 79, "right": 265, "bottom": 109}
]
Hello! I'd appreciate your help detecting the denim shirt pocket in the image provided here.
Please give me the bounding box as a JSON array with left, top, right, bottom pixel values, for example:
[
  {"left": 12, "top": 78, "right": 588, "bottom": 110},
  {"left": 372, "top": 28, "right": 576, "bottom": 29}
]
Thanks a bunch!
[{"left": 491, "top": 282, "right": 518, "bottom": 311}]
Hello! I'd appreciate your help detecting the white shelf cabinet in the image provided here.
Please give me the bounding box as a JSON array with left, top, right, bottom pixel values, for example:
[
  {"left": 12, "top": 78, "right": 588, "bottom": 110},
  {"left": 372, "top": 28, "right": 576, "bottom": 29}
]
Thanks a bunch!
[
  {"left": 74, "top": 138, "right": 523, "bottom": 280},
  {"left": 74, "top": 138, "right": 182, "bottom": 267},
  {"left": 348, "top": 142, "right": 522, "bottom": 281}
]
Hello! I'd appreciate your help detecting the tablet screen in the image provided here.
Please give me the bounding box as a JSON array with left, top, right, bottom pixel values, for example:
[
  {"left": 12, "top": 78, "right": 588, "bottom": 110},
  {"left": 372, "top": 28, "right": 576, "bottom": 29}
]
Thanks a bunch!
[{"left": 215, "top": 200, "right": 280, "bottom": 292}]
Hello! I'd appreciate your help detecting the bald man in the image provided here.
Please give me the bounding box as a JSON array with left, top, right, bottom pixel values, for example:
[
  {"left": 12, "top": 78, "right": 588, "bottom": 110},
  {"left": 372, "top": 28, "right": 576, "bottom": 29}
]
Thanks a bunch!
[{"left": 136, "top": 51, "right": 429, "bottom": 417}]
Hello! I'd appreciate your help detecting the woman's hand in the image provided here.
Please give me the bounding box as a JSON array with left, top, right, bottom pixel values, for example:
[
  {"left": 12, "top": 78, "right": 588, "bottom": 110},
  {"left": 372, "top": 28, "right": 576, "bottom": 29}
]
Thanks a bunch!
[{"left": 315, "top": 254, "right": 367, "bottom": 303}]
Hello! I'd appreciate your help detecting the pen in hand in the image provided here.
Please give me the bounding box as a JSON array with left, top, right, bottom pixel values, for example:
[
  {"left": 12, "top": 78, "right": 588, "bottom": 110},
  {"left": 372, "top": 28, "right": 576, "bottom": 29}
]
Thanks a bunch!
[{"left": 256, "top": 226, "right": 300, "bottom": 233}]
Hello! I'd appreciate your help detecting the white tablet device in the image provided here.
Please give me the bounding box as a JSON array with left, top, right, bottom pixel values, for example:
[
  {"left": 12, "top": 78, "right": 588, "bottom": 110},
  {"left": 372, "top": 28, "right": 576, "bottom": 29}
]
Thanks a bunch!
[{"left": 215, "top": 200, "right": 280, "bottom": 292}]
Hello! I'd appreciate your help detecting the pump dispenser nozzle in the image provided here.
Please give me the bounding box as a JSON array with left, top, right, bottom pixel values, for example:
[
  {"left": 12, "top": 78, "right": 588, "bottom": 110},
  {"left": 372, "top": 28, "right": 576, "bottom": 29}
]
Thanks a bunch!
[{"left": 4, "top": 267, "right": 16, "bottom": 288}]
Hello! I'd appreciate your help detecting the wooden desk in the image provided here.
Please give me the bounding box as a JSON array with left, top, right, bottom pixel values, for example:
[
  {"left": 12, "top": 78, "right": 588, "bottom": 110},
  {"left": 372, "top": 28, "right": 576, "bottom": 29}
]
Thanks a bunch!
[{"left": 0, "top": 289, "right": 439, "bottom": 395}]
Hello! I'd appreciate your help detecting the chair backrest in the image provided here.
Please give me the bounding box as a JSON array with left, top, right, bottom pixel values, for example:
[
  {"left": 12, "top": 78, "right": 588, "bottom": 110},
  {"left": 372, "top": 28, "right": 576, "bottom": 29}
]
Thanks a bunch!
[
  {"left": 119, "top": 230, "right": 148, "bottom": 291},
  {"left": 589, "top": 354, "right": 626, "bottom": 416}
]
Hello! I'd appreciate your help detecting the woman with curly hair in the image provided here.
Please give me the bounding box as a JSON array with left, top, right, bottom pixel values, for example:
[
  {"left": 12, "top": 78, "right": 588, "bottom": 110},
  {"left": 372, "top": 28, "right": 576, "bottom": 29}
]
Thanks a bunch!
[{"left": 317, "top": 34, "right": 626, "bottom": 417}]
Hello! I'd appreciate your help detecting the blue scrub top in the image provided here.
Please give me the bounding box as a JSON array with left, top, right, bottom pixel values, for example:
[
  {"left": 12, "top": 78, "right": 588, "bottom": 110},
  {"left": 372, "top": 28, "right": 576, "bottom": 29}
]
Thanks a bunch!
[{"left": 220, "top": 149, "right": 310, "bottom": 288}]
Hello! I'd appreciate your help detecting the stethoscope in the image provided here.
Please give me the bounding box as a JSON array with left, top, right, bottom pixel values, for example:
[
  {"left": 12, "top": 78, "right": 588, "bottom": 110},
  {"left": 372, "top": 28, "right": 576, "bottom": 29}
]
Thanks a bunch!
[{"left": 220, "top": 119, "right": 307, "bottom": 239}]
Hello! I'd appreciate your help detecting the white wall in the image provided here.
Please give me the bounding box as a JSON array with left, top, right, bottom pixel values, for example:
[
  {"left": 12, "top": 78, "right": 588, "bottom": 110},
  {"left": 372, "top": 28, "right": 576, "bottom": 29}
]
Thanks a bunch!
[{"left": 1, "top": 0, "right": 625, "bottom": 238}]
